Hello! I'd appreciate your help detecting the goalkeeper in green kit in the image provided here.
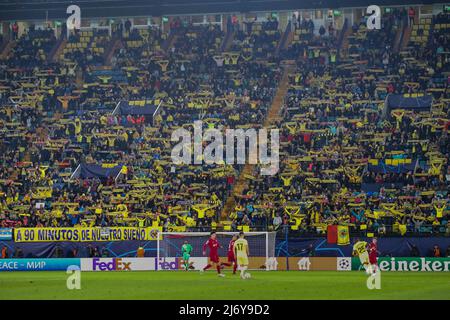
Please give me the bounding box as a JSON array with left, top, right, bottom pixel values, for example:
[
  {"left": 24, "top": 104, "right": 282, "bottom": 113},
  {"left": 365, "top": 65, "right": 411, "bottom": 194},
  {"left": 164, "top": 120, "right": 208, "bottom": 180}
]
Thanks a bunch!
[{"left": 181, "top": 240, "right": 193, "bottom": 271}]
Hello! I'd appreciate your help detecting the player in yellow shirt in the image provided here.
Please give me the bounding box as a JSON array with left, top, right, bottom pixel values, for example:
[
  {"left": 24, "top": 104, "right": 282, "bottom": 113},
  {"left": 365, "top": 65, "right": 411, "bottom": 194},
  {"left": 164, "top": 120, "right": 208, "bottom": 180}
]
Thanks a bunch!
[
  {"left": 352, "top": 239, "right": 370, "bottom": 274},
  {"left": 233, "top": 231, "right": 250, "bottom": 279}
]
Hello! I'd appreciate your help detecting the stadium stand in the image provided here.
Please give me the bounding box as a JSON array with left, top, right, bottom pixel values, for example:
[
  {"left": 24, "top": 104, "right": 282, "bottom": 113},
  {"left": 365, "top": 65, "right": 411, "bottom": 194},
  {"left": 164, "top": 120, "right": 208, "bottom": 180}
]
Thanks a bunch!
[
  {"left": 224, "top": 10, "right": 449, "bottom": 236},
  {"left": 0, "top": 18, "right": 281, "bottom": 232},
  {"left": 0, "top": 7, "right": 448, "bottom": 239}
]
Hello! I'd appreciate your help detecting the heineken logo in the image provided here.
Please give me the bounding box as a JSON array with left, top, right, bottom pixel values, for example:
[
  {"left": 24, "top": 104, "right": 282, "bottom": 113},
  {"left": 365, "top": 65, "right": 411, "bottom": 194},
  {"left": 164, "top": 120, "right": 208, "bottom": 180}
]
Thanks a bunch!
[{"left": 353, "top": 257, "right": 450, "bottom": 272}]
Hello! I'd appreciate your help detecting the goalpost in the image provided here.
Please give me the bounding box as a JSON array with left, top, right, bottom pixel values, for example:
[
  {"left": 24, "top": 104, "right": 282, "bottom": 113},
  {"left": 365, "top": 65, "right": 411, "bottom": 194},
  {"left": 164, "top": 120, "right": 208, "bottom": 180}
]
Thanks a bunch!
[{"left": 156, "top": 231, "right": 277, "bottom": 271}]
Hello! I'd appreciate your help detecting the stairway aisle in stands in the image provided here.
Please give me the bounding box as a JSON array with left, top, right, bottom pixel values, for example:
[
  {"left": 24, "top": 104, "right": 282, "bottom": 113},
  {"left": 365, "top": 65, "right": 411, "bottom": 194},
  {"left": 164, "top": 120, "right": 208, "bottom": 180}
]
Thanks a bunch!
[
  {"left": 105, "top": 38, "right": 123, "bottom": 65},
  {"left": 393, "top": 23, "right": 404, "bottom": 53},
  {"left": 76, "top": 68, "right": 83, "bottom": 87},
  {"left": 47, "top": 37, "right": 64, "bottom": 62},
  {"left": 399, "top": 25, "right": 412, "bottom": 51},
  {"left": 0, "top": 40, "right": 16, "bottom": 59},
  {"left": 220, "top": 62, "right": 295, "bottom": 220},
  {"left": 53, "top": 39, "right": 68, "bottom": 62},
  {"left": 339, "top": 26, "right": 352, "bottom": 59},
  {"left": 275, "top": 22, "right": 293, "bottom": 56},
  {"left": 162, "top": 32, "right": 178, "bottom": 53},
  {"left": 221, "top": 29, "right": 236, "bottom": 52}
]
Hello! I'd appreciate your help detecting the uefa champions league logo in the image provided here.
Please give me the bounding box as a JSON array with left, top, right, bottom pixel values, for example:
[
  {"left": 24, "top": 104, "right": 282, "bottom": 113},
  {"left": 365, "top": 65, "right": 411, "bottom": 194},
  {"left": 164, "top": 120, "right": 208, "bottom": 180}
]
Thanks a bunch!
[{"left": 337, "top": 258, "right": 350, "bottom": 270}]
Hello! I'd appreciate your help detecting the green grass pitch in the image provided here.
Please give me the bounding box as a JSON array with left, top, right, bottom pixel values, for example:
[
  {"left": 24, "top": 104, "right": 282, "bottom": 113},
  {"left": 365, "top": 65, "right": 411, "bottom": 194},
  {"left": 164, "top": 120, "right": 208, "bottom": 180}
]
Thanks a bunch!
[{"left": 0, "top": 271, "right": 449, "bottom": 300}]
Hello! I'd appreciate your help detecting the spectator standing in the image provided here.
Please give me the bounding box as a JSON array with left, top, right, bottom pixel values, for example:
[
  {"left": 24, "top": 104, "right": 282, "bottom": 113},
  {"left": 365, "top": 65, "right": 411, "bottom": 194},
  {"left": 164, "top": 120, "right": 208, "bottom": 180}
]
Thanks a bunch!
[
  {"left": 70, "top": 248, "right": 78, "bottom": 258},
  {"left": 12, "top": 22, "right": 19, "bottom": 40},
  {"left": 124, "top": 18, "right": 132, "bottom": 37},
  {"left": 328, "top": 22, "right": 334, "bottom": 38},
  {"left": 319, "top": 25, "right": 326, "bottom": 37},
  {"left": 118, "top": 20, "right": 123, "bottom": 37},
  {"left": 273, "top": 214, "right": 282, "bottom": 230},
  {"left": 61, "top": 21, "right": 67, "bottom": 39},
  {"left": 14, "top": 247, "right": 24, "bottom": 258},
  {"left": 306, "top": 244, "right": 315, "bottom": 257},
  {"left": 408, "top": 7, "right": 415, "bottom": 26},
  {"left": 227, "top": 15, "right": 232, "bottom": 33},
  {"left": 231, "top": 15, "right": 239, "bottom": 32},
  {"left": 54, "top": 245, "right": 63, "bottom": 258},
  {"left": 93, "top": 246, "right": 100, "bottom": 257},
  {"left": 432, "top": 245, "right": 441, "bottom": 257},
  {"left": 137, "top": 246, "right": 145, "bottom": 257},
  {"left": 87, "top": 244, "right": 95, "bottom": 257},
  {"left": 1, "top": 246, "right": 8, "bottom": 259},
  {"left": 308, "top": 19, "right": 314, "bottom": 34},
  {"left": 410, "top": 244, "right": 420, "bottom": 257},
  {"left": 292, "top": 14, "right": 298, "bottom": 30}
]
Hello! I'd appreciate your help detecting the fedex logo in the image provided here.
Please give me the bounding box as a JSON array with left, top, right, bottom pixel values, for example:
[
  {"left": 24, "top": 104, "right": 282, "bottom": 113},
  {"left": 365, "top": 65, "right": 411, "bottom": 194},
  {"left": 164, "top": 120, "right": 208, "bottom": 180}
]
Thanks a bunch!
[
  {"left": 155, "top": 257, "right": 208, "bottom": 270},
  {"left": 157, "top": 258, "right": 179, "bottom": 270},
  {"left": 92, "top": 258, "right": 131, "bottom": 271}
]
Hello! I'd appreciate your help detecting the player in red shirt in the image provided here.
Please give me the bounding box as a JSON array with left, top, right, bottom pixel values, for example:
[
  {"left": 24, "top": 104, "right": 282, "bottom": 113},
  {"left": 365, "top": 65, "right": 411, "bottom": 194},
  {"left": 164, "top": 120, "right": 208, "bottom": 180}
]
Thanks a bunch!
[
  {"left": 368, "top": 238, "right": 378, "bottom": 274},
  {"left": 220, "top": 235, "right": 238, "bottom": 274},
  {"left": 201, "top": 231, "right": 225, "bottom": 277}
]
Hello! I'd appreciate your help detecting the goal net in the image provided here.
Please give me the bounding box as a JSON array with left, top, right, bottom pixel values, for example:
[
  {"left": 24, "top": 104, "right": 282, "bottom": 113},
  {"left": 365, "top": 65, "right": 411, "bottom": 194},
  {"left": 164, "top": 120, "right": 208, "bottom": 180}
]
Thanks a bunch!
[{"left": 156, "top": 232, "right": 276, "bottom": 271}]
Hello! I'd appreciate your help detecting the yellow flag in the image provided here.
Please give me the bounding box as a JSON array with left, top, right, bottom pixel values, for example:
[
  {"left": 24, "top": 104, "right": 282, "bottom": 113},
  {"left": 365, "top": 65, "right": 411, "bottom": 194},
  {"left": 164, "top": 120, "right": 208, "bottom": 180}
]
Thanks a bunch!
[
  {"left": 337, "top": 225, "right": 350, "bottom": 245},
  {"left": 398, "top": 224, "right": 407, "bottom": 236}
]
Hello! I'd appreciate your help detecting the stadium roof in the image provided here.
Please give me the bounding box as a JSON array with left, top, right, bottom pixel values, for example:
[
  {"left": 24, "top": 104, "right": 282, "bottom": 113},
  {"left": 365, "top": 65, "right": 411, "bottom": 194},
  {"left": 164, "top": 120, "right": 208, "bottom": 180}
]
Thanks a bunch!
[{"left": 0, "top": 0, "right": 447, "bottom": 21}]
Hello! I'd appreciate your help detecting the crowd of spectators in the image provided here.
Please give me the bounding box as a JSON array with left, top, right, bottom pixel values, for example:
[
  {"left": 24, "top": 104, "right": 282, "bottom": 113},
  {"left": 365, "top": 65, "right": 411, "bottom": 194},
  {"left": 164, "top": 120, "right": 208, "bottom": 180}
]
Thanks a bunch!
[
  {"left": 0, "top": 10, "right": 448, "bottom": 238},
  {"left": 0, "top": 19, "right": 281, "bottom": 233},
  {"left": 226, "top": 11, "right": 449, "bottom": 237}
]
